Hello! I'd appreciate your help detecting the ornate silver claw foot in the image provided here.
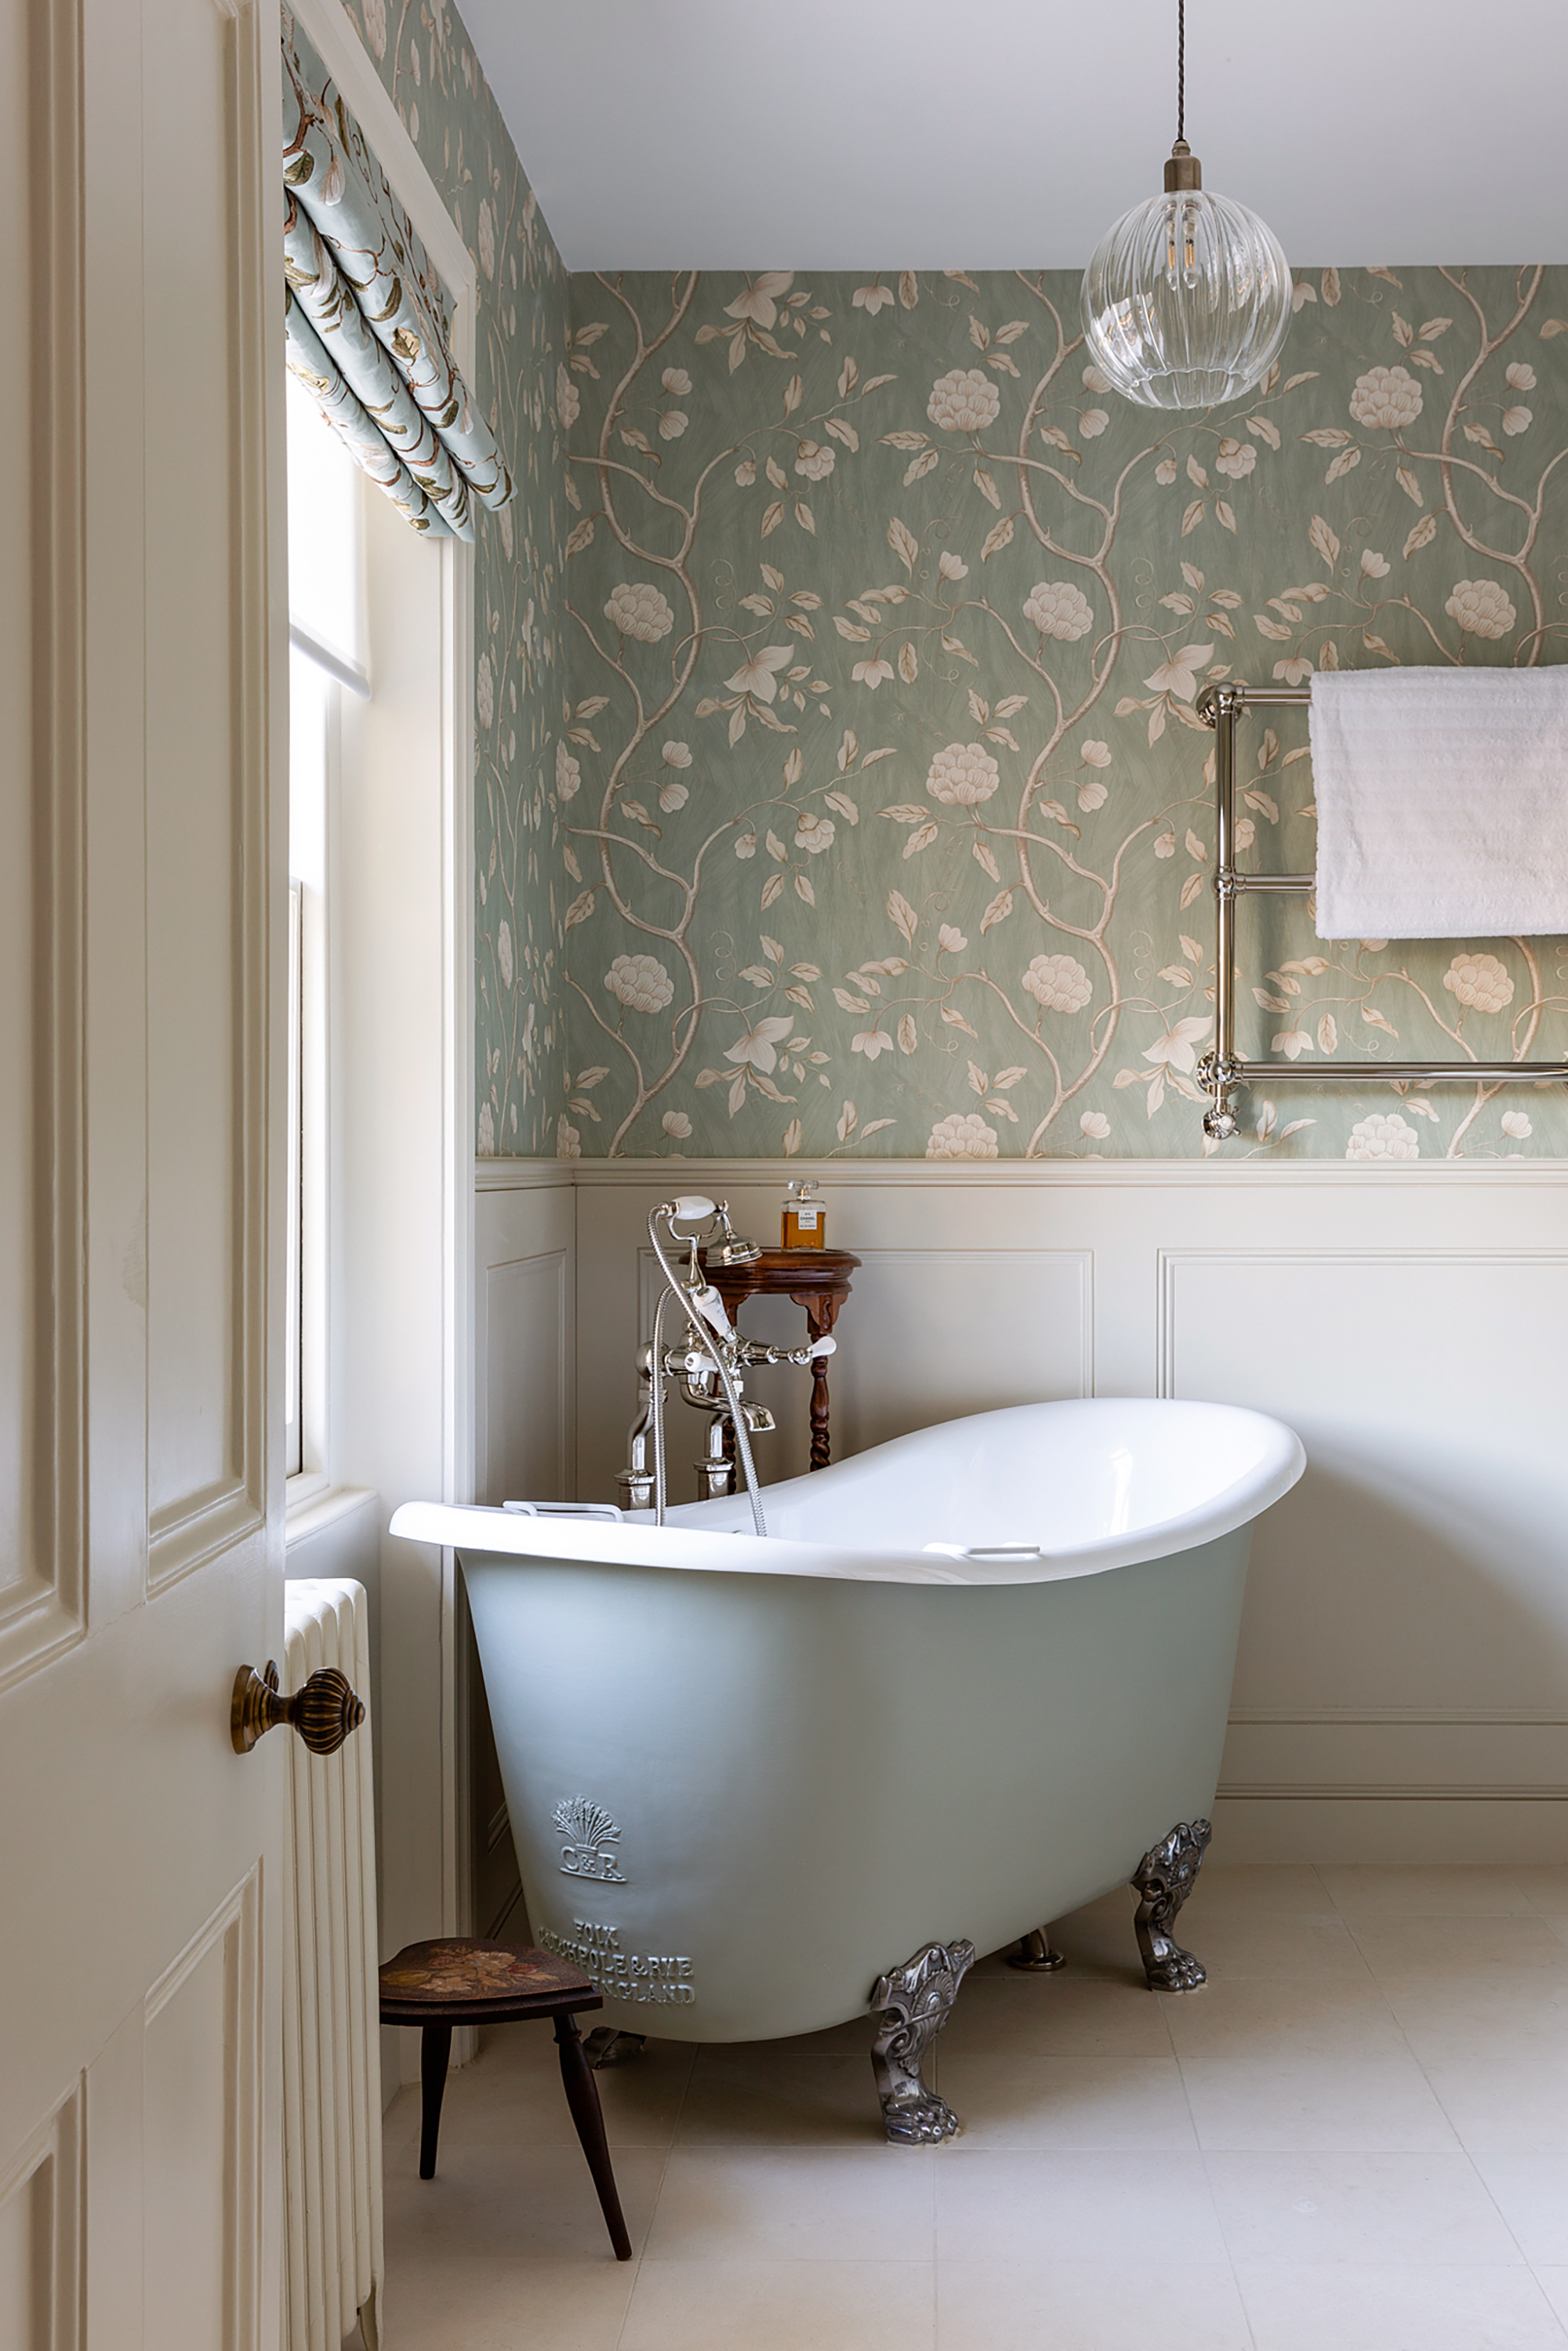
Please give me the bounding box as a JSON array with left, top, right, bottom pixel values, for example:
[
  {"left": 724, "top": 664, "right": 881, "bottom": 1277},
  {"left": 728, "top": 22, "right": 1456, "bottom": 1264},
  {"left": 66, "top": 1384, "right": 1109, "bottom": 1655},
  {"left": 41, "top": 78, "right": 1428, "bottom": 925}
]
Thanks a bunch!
[
  {"left": 869, "top": 1939, "right": 975, "bottom": 2145},
  {"left": 582, "top": 2029, "right": 645, "bottom": 2068},
  {"left": 1131, "top": 1819, "right": 1213, "bottom": 1991},
  {"left": 1005, "top": 1927, "right": 1065, "bottom": 1973}
]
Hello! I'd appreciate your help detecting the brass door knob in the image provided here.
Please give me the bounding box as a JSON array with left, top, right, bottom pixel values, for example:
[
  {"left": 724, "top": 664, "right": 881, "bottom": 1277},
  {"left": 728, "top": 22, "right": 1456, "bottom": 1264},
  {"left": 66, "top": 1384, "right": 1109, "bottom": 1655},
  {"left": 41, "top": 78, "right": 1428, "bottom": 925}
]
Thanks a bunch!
[{"left": 231, "top": 1660, "right": 365, "bottom": 1757}]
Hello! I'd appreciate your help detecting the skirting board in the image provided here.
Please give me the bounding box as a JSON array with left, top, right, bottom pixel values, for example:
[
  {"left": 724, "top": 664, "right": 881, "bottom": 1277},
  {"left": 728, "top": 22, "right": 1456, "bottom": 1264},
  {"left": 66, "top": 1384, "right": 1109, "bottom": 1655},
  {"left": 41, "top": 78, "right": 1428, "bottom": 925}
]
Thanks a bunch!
[{"left": 1212, "top": 1797, "right": 1568, "bottom": 1866}]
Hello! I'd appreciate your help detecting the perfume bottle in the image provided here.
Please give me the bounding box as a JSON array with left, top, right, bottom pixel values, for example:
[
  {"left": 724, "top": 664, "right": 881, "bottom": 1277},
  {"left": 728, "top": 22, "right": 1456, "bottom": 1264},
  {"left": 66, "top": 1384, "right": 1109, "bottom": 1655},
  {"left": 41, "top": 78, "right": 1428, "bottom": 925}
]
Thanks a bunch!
[{"left": 781, "top": 1178, "right": 826, "bottom": 1250}]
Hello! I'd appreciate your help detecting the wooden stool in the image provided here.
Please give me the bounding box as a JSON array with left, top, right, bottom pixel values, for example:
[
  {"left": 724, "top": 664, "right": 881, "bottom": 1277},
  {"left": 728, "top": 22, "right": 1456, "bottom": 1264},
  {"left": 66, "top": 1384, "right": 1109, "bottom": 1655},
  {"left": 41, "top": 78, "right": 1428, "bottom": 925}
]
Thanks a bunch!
[{"left": 378, "top": 1937, "right": 632, "bottom": 2261}]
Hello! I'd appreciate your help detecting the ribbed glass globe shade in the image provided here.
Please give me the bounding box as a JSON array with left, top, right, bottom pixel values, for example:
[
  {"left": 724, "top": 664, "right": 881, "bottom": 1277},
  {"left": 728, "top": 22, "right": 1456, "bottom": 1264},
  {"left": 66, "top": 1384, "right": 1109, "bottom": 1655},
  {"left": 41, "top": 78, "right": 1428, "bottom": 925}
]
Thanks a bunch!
[{"left": 1080, "top": 186, "right": 1292, "bottom": 410}]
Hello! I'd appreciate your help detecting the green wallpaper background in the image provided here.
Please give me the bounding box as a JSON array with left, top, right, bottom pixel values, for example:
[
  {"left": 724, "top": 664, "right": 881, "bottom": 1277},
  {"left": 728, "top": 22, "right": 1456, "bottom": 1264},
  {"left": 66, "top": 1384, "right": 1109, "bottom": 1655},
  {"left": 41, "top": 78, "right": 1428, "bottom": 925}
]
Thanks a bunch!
[
  {"left": 342, "top": 0, "right": 571, "bottom": 1154},
  {"left": 338, "top": 5, "right": 1568, "bottom": 1163},
  {"left": 558, "top": 266, "right": 1568, "bottom": 1163}
]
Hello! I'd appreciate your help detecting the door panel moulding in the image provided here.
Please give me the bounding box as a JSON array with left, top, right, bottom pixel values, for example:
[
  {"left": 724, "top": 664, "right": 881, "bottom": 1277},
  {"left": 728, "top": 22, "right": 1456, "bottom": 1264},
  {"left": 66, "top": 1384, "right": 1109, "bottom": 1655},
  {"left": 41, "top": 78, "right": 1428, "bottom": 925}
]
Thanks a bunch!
[{"left": 1, "top": 0, "right": 87, "bottom": 1693}]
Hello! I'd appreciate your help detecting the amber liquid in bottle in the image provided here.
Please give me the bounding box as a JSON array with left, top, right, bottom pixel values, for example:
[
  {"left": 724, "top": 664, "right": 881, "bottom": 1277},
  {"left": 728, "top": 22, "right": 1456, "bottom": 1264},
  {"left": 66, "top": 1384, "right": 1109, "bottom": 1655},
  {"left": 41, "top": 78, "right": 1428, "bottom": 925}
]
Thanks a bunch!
[{"left": 781, "top": 1184, "right": 825, "bottom": 1250}]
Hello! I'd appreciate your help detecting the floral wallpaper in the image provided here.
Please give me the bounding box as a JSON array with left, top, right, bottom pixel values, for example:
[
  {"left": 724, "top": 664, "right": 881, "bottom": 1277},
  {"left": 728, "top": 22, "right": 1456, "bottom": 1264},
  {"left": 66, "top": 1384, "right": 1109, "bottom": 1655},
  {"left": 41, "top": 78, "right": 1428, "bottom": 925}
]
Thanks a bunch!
[
  {"left": 553, "top": 264, "right": 1568, "bottom": 1162},
  {"left": 309, "top": 14, "right": 1568, "bottom": 1167},
  {"left": 339, "top": 0, "right": 570, "bottom": 1152}
]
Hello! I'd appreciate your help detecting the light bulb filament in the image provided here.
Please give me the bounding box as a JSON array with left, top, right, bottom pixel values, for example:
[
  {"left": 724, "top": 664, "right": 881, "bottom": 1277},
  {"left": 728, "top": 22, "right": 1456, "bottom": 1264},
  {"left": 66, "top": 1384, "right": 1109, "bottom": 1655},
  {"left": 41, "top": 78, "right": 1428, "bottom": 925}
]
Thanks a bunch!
[{"left": 1165, "top": 200, "right": 1199, "bottom": 291}]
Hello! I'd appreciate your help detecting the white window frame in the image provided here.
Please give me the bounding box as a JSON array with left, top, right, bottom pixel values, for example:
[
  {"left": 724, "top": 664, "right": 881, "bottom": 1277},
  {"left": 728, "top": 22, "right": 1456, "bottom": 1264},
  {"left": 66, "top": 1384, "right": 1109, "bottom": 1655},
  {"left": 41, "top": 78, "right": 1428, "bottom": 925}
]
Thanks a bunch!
[{"left": 284, "top": 0, "right": 476, "bottom": 1972}]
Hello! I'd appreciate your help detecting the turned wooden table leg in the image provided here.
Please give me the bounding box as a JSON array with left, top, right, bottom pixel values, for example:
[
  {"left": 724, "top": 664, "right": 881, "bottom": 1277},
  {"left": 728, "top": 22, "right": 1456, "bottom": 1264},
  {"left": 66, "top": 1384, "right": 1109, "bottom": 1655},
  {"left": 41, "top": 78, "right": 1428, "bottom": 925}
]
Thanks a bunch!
[{"left": 797, "top": 1293, "right": 843, "bottom": 1471}]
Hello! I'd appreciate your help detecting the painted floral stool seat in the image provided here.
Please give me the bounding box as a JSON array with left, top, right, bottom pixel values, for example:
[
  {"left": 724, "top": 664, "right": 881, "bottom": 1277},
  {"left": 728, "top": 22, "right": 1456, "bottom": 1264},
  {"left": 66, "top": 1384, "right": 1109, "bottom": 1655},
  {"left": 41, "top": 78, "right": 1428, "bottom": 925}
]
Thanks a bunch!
[{"left": 378, "top": 1936, "right": 632, "bottom": 2260}]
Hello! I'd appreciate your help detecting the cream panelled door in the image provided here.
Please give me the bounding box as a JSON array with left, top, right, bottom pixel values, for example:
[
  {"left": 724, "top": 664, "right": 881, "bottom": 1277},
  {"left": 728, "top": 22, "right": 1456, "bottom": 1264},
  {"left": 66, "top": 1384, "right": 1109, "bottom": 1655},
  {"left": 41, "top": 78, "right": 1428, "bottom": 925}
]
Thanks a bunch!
[{"left": 0, "top": 0, "right": 289, "bottom": 2346}]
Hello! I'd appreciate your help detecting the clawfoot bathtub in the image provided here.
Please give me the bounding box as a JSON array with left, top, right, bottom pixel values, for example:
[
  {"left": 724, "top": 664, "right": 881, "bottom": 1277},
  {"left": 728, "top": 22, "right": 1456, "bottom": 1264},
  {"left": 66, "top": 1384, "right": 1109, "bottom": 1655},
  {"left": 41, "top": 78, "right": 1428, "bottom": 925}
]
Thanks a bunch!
[{"left": 392, "top": 1396, "right": 1304, "bottom": 2142}]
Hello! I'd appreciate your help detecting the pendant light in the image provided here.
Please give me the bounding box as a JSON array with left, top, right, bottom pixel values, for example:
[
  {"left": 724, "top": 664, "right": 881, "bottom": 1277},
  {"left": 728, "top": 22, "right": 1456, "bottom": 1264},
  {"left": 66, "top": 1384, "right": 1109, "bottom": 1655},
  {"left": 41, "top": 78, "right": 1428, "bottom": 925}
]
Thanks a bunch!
[{"left": 1080, "top": 0, "right": 1292, "bottom": 410}]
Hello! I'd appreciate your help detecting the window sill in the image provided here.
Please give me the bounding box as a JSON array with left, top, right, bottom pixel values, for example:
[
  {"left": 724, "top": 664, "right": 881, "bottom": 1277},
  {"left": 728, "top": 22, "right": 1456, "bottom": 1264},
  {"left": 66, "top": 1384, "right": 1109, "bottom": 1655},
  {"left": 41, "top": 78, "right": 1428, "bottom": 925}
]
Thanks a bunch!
[{"left": 285, "top": 1483, "right": 378, "bottom": 1549}]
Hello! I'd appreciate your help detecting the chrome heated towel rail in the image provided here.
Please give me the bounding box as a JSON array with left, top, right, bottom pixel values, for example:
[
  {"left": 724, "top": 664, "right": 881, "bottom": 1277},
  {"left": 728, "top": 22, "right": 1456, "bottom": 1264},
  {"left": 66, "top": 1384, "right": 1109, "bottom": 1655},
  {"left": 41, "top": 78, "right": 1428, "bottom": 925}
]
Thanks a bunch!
[{"left": 1193, "top": 680, "right": 1568, "bottom": 1138}]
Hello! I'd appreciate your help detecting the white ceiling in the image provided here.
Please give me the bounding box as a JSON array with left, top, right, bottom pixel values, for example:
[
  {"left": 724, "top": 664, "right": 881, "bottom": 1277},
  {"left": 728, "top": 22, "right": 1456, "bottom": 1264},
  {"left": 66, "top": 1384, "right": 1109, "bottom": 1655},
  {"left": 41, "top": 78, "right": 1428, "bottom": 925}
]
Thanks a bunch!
[{"left": 458, "top": 0, "right": 1568, "bottom": 274}]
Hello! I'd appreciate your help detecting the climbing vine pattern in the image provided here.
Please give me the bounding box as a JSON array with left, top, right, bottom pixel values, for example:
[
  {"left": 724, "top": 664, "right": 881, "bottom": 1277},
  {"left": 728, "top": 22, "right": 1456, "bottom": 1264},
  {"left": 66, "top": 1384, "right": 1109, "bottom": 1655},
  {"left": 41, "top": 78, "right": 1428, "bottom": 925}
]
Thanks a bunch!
[{"left": 555, "top": 264, "right": 1568, "bottom": 1161}]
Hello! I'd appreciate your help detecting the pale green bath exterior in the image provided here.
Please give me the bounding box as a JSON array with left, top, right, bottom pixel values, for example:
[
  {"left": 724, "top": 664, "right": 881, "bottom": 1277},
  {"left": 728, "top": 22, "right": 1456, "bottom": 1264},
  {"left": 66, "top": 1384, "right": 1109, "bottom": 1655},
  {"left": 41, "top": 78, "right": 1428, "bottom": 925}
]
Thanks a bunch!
[{"left": 463, "top": 1525, "right": 1251, "bottom": 2042}]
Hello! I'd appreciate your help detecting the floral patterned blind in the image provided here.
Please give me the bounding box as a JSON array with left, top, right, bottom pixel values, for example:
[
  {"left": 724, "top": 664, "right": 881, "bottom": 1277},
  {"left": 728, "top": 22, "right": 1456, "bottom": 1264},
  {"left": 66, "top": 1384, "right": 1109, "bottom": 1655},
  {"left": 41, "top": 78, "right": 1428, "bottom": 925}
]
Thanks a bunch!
[{"left": 281, "top": 9, "right": 513, "bottom": 540}]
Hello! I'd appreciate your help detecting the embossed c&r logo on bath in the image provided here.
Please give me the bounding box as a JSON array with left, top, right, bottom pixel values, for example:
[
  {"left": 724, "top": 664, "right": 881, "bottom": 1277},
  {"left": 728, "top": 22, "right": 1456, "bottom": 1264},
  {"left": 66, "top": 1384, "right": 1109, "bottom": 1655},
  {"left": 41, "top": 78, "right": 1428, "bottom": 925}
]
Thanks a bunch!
[{"left": 552, "top": 1795, "right": 627, "bottom": 1883}]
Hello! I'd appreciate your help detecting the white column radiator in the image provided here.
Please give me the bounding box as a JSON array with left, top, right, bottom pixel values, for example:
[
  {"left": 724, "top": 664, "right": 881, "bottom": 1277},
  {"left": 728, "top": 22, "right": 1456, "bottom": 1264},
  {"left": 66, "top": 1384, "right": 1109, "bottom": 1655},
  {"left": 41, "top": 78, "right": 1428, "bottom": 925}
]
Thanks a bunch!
[{"left": 283, "top": 1577, "right": 384, "bottom": 2351}]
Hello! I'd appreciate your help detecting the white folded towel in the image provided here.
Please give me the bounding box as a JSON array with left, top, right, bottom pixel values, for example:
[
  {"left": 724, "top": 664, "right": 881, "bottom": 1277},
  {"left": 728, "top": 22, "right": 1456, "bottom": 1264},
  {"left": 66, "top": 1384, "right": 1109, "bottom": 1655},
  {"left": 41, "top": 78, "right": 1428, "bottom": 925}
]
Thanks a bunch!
[{"left": 1308, "top": 666, "right": 1568, "bottom": 940}]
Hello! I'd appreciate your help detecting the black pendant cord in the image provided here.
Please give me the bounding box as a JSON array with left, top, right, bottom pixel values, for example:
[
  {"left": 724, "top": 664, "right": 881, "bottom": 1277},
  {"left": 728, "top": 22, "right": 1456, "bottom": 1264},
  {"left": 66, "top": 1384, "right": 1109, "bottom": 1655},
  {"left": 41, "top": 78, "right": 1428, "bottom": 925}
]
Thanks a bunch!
[{"left": 1177, "top": 0, "right": 1186, "bottom": 146}]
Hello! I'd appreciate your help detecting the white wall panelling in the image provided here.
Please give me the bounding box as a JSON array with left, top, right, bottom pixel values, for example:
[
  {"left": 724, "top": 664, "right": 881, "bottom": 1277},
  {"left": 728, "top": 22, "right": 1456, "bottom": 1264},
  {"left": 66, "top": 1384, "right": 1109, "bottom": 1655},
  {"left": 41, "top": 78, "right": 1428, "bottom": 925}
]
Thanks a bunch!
[
  {"left": 469, "top": 1158, "right": 1568, "bottom": 1863},
  {"left": 478, "top": 1252, "right": 569, "bottom": 1505},
  {"left": 474, "top": 1176, "right": 576, "bottom": 1507}
]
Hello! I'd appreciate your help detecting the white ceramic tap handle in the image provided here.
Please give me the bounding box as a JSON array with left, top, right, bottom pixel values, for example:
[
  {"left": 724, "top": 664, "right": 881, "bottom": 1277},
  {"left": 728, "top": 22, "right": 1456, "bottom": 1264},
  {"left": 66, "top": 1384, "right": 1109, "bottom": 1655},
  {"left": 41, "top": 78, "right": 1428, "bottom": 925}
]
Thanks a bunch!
[
  {"left": 690, "top": 1283, "right": 733, "bottom": 1339},
  {"left": 807, "top": 1335, "right": 837, "bottom": 1359}
]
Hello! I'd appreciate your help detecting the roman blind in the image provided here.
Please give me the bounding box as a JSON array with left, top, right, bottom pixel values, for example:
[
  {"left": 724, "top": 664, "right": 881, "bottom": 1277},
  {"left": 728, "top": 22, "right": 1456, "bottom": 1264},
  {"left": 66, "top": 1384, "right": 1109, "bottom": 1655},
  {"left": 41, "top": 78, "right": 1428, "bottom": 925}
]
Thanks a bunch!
[{"left": 280, "top": 13, "right": 512, "bottom": 540}]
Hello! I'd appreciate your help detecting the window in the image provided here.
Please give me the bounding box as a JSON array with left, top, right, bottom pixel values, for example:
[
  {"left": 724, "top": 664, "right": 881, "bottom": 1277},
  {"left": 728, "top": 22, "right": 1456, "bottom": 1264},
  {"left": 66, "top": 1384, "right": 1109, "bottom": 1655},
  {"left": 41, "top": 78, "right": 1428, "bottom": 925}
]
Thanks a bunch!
[{"left": 285, "top": 376, "right": 367, "bottom": 1500}]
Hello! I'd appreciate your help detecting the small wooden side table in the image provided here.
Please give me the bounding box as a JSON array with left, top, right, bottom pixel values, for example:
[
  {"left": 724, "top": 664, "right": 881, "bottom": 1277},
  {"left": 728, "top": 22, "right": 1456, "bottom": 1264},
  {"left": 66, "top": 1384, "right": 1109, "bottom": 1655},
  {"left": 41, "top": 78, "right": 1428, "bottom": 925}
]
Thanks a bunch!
[
  {"left": 703, "top": 1246, "right": 861, "bottom": 1470},
  {"left": 379, "top": 1936, "right": 632, "bottom": 2260}
]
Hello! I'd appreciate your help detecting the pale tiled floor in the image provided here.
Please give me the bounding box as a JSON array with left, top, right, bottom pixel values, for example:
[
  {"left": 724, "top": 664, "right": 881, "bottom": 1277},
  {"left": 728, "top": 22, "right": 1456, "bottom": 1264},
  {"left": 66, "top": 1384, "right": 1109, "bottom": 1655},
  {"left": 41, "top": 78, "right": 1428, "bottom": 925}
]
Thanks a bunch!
[{"left": 379, "top": 1863, "right": 1568, "bottom": 2349}]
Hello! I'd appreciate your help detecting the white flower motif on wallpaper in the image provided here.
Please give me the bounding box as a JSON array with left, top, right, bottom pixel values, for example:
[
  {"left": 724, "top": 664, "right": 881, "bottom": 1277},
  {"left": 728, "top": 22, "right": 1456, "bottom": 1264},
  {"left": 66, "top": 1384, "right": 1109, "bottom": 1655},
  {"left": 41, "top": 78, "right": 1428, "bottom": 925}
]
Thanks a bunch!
[
  {"left": 926, "top": 1112, "right": 1000, "bottom": 1159},
  {"left": 554, "top": 262, "right": 1568, "bottom": 1160},
  {"left": 1346, "top": 1112, "right": 1421, "bottom": 1162},
  {"left": 726, "top": 645, "right": 792, "bottom": 701},
  {"left": 926, "top": 742, "right": 1000, "bottom": 805},
  {"left": 1348, "top": 366, "right": 1424, "bottom": 430},
  {"left": 605, "top": 581, "right": 675, "bottom": 643},
  {"left": 1022, "top": 953, "right": 1094, "bottom": 1013},
  {"left": 605, "top": 952, "right": 674, "bottom": 1014},
  {"left": 927, "top": 368, "right": 1000, "bottom": 434},
  {"left": 1023, "top": 581, "right": 1095, "bottom": 640},
  {"left": 1444, "top": 951, "right": 1514, "bottom": 1013},
  {"left": 725, "top": 1015, "right": 794, "bottom": 1074},
  {"left": 1445, "top": 579, "right": 1517, "bottom": 639}
]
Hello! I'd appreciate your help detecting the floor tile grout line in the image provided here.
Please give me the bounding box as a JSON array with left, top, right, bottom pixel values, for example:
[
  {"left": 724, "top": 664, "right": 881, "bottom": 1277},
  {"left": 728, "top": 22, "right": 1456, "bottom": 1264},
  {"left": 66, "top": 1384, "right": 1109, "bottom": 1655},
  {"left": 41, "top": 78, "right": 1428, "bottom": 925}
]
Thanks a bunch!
[
  {"left": 1381, "top": 1992, "right": 1552, "bottom": 2263},
  {"left": 610, "top": 2135, "right": 668, "bottom": 2350}
]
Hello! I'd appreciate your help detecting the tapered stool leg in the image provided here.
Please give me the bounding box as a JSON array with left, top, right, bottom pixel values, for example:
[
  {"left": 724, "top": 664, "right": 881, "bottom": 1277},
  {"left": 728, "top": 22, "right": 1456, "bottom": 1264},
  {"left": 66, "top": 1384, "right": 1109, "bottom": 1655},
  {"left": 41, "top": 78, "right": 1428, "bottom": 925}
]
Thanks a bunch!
[
  {"left": 419, "top": 2023, "right": 452, "bottom": 2180},
  {"left": 553, "top": 2011, "right": 633, "bottom": 2259}
]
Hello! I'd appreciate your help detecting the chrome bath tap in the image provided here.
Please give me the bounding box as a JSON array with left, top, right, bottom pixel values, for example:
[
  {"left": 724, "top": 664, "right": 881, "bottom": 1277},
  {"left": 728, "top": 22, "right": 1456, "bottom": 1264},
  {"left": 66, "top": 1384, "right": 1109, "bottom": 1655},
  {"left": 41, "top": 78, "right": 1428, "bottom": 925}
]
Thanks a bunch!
[{"left": 617, "top": 1197, "right": 835, "bottom": 1531}]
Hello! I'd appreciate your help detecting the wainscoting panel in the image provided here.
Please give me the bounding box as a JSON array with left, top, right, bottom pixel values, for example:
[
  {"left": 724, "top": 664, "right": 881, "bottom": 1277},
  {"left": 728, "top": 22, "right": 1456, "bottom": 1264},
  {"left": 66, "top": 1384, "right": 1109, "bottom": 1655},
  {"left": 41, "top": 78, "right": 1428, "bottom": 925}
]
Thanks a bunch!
[
  {"left": 474, "top": 1178, "right": 576, "bottom": 1508},
  {"left": 485, "top": 1160, "right": 1568, "bottom": 1859}
]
